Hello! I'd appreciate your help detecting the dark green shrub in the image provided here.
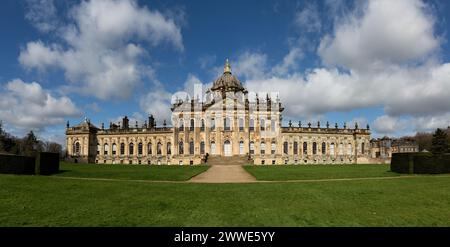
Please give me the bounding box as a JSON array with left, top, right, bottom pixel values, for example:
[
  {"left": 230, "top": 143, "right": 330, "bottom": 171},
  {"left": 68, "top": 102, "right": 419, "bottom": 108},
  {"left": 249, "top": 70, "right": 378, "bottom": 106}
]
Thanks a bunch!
[
  {"left": 391, "top": 153, "right": 412, "bottom": 173},
  {"left": 391, "top": 152, "right": 450, "bottom": 174},
  {"left": 35, "top": 152, "right": 59, "bottom": 175},
  {"left": 0, "top": 154, "right": 35, "bottom": 174}
]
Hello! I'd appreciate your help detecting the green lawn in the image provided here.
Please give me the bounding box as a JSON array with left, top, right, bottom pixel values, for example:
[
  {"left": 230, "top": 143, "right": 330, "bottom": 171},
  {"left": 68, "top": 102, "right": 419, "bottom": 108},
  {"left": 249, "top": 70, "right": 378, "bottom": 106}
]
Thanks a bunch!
[
  {"left": 54, "top": 162, "right": 209, "bottom": 181},
  {"left": 244, "top": 164, "right": 400, "bottom": 180},
  {"left": 1, "top": 173, "right": 450, "bottom": 226}
]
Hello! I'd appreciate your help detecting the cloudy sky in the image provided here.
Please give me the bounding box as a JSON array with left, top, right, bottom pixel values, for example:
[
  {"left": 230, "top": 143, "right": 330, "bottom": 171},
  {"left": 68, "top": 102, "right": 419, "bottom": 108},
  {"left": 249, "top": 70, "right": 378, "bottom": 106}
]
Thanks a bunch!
[{"left": 1, "top": 0, "right": 450, "bottom": 145}]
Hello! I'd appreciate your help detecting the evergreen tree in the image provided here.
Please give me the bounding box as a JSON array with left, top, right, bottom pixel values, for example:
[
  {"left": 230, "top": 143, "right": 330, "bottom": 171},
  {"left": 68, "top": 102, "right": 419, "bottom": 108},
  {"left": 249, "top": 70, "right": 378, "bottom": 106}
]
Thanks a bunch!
[
  {"left": 430, "top": 128, "right": 450, "bottom": 155},
  {"left": 0, "top": 121, "right": 4, "bottom": 152},
  {"left": 22, "top": 131, "right": 40, "bottom": 156}
]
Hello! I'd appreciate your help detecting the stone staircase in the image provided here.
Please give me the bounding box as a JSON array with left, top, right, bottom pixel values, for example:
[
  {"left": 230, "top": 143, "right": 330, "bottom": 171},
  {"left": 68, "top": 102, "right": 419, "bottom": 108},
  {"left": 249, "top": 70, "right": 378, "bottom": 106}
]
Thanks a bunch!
[{"left": 206, "top": 155, "right": 252, "bottom": 166}]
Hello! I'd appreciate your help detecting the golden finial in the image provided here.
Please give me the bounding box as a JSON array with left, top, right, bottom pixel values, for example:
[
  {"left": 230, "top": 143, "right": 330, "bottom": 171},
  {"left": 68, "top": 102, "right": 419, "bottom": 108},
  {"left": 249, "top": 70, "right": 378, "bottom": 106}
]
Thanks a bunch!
[{"left": 224, "top": 58, "right": 231, "bottom": 73}]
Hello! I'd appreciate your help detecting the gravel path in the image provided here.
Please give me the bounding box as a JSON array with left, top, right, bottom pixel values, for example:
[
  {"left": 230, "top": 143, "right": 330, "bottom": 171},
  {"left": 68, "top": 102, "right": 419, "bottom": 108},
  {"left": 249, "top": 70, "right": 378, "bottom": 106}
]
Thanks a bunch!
[{"left": 188, "top": 165, "right": 257, "bottom": 183}]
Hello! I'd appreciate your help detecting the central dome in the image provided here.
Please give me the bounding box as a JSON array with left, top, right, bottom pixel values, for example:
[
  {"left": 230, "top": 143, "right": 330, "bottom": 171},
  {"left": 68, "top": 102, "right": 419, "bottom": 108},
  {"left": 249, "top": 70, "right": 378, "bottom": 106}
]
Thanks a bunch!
[{"left": 210, "top": 59, "right": 246, "bottom": 92}]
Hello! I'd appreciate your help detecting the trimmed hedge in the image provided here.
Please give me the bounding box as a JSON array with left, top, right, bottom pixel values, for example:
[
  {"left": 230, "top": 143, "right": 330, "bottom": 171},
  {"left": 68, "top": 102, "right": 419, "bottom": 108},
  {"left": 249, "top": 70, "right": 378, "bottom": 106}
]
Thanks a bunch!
[
  {"left": 0, "top": 152, "right": 60, "bottom": 175},
  {"left": 36, "top": 152, "right": 59, "bottom": 175},
  {"left": 0, "top": 154, "right": 35, "bottom": 175},
  {"left": 391, "top": 152, "right": 450, "bottom": 174}
]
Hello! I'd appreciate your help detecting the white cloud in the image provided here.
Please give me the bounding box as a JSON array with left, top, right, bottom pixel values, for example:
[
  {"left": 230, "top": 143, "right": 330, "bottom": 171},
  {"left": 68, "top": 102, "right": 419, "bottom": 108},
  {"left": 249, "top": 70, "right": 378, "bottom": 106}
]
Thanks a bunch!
[
  {"left": 233, "top": 52, "right": 268, "bottom": 80},
  {"left": 25, "top": 0, "right": 59, "bottom": 33},
  {"left": 19, "top": 0, "right": 183, "bottom": 100},
  {"left": 108, "top": 112, "right": 146, "bottom": 128},
  {"left": 295, "top": 2, "right": 322, "bottom": 33},
  {"left": 139, "top": 88, "right": 173, "bottom": 124},
  {"left": 318, "top": 0, "right": 439, "bottom": 70},
  {"left": 272, "top": 47, "right": 303, "bottom": 76},
  {"left": 373, "top": 115, "right": 407, "bottom": 134},
  {"left": 0, "top": 79, "right": 81, "bottom": 131},
  {"left": 409, "top": 113, "right": 450, "bottom": 132},
  {"left": 237, "top": 0, "right": 450, "bottom": 136},
  {"left": 19, "top": 41, "right": 61, "bottom": 72}
]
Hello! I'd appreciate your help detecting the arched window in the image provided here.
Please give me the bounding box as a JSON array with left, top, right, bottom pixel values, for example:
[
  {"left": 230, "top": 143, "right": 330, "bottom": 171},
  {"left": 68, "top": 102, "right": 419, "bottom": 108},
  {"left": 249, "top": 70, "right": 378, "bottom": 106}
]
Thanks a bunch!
[
  {"left": 190, "top": 119, "right": 194, "bottom": 131},
  {"left": 167, "top": 142, "right": 171, "bottom": 155},
  {"left": 211, "top": 141, "right": 216, "bottom": 154},
  {"left": 179, "top": 119, "right": 184, "bottom": 131},
  {"left": 271, "top": 141, "right": 277, "bottom": 154},
  {"left": 347, "top": 143, "right": 352, "bottom": 155},
  {"left": 224, "top": 140, "right": 231, "bottom": 156},
  {"left": 112, "top": 143, "right": 117, "bottom": 155},
  {"left": 75, "top": 142, "right": 80, "bottom": 154},
  {"left": 260, "top": 119, "right": 265, "bottom": 131},
  {"left": 303, "top": 142, "right": 308, "bottom": 155},
  {"left": 138, "top": 143, "right": 143, "bottom": 155},
  {"left": 210, "top": 118, "right": 215, "bottom": 131},
  {"left": 129, "top": 143, "right": 134, "bottom": 155},
  {"left": 312, "top": 142, "right": 317, "bottom": 155},
  {"left": 239, "top": 140, "right": 244, "bottom": 154},
  {"left": 157, "top": 142, "right": 162, "bottom": 155},
  {"left": 200, "top": 119, "right": 205, "bottom": 131},
  {"left": 148, "top": 142, "right": 152, "bottom": 155},
  {"left": 283, "top": 141, "right": 288, "bottom": 154},
  {"left": 120, "top": 143, "right": 125, "bottom": 155},
  {"left": 293, "top": 141, "right": 298, "bottom": 155},
  {"left": 179, "top": 141, "right": 184, "bottom": 155},
  {"left": 189, "top": 141, "right": 194, "bottom": 155},
  {"left": 200, "top": 141, "right": 205, "bottom": 154},
  {"left": 330, "top": 143, "right": 335, "bottom": 156},
  {"left": 261, "top": 142, "right": 266, "bottom": 155},
  {"left": 361, "top": 143, "right": 365, "bottom": 154},
  {"left": 96, "top": 143, "right": 100, "bottom": 155},
  {"left": 104, "top": 143, "right": 109, "bottom": 155},
  {"left": 322, "top": 142, "right": 326, "bottom": 155},
  {"left": 239, "top": 118, "right": 244, "bottom": 131},
  {"left": 249, "top": 141, "right": 255, "bottom": 155},
  {"left": 249, "top": 118, "right": 255, "bottom": 131},
  {"left": 224, "top": 117, "right": 231, "bottom": 131}
]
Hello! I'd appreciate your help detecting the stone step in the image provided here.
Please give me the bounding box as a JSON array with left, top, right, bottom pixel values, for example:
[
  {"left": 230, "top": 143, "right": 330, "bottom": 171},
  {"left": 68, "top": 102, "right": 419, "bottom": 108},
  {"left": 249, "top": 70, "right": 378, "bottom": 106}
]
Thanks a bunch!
[{"left": 206, "top": 156, "right": 251, "bottom": 166}]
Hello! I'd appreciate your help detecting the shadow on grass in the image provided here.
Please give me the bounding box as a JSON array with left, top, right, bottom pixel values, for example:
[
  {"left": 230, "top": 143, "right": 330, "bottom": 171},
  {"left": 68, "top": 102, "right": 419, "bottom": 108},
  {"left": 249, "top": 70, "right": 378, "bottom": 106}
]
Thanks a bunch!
[{"left": 51, "top": 170, "right": 69, "bottom": 175}]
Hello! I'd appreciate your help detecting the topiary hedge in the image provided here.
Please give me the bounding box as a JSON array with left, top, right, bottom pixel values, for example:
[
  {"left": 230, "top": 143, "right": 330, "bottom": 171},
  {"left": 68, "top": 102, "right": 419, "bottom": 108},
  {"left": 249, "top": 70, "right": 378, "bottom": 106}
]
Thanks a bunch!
[
  {"left": 35, "top": 152, "right": 59, "bottom": 175},
  {"left": 0, "top": 152, "right": 60, "bottom": 175},
  {"left": 391, "top": 152, "right": 450, "bottom": 174},
  {"left": 0, "top": 154, "right": 35, "bottom": 175}
]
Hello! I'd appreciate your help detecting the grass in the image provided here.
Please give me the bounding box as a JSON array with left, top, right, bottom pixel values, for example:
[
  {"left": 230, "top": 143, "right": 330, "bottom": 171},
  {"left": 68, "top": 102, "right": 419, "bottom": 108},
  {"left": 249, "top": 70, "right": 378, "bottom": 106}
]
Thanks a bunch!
[
  {"left": 244, "top": 164, "right": 401, "bottom": 181},
  {"left": 1, "top": 174, "right": 450, "bottom": 226},
  {"left": 1, "top": 163, "right": 450, "bottom": 226},
  {"left": 54, "top": 162, "right": 209, "bottom": 181}
]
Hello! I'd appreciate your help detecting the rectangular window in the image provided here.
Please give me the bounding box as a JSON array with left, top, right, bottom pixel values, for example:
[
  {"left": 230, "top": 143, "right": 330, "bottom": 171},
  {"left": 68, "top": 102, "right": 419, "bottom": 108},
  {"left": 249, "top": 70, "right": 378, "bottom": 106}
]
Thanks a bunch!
[
  {"left": 224, "top": 118, "right": 231, "bottom": 131},
  {"left": 261, "top": 143, "right": 266, "bottom": 155},
  {"left": 189, "top": 142, "right": 194, "bottom": 155},
  {"left": 211, "top": 118, "right": 215, "bottom": 131}
]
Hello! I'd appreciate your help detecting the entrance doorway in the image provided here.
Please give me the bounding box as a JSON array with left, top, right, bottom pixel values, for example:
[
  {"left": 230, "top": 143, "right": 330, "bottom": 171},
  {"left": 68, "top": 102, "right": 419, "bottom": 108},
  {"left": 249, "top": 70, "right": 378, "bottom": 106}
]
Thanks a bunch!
[
  {"left": 239, "top": 141, "right": 244, "bottom": 155},
  {"left": 211, "top": 142, "right": 216, "bottom": 155},
  {"left": 224, "top": 140, "right": 232, "bottom": 156}
]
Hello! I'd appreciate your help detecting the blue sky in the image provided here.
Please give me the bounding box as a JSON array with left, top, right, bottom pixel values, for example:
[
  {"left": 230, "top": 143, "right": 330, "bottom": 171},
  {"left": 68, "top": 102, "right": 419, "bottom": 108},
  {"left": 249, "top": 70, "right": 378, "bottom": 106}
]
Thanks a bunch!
[{"left": 1, "top": 0, "right": 450, "bottom": 145}]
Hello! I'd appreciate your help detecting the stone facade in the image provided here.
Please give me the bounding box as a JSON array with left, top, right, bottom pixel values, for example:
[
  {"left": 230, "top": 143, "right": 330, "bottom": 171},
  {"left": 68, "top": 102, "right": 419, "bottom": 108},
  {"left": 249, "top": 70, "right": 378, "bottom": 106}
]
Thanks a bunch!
[
  {"left": 66, "top": 60, "right": 372, "bottom": 165},
  {"left": 370, "top": 137, "right": 419, "bottom": 161}
]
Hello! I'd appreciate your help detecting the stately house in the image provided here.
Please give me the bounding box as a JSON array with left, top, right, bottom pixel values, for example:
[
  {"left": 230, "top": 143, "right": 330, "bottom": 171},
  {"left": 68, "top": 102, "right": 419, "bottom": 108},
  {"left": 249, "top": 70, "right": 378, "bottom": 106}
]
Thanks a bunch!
[
  {"left": 66, "top": 60, "right": 372, "bottom": 165},
  {"left": 370, "top": 137, "right": 419, "bottom": 160}
]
